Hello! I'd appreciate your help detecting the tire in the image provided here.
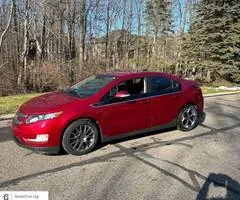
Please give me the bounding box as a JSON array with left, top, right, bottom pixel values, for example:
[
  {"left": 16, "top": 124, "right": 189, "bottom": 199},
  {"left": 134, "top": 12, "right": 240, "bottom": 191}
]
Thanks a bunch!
[
  {"left": 62, "top": 119, "right": 99, "bottom": 155},
  {"left": 177, "top": 104, "right": 198, "bottom": 131}
]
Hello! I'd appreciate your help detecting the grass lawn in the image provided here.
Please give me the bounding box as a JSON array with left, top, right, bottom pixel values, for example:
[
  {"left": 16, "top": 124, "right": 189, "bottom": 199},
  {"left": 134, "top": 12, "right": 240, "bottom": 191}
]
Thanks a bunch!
[{"left": 0, "top": 93, "right": 44, "bottom": 115}]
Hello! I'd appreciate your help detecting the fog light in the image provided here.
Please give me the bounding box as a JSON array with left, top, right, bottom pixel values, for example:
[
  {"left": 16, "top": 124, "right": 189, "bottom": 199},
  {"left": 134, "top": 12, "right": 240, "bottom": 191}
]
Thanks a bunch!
[{"left": 27, "top": 134, "right": 49, "bottom": 142}]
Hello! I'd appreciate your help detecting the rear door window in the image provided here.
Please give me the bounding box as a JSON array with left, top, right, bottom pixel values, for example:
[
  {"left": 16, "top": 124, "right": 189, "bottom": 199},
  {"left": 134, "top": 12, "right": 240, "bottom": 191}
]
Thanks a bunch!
[
  {"left": 172, "top": 80, "right": 181, "bottom": 91},
  {"left": 147, "top": 76, "right": 180, "bottom": 94}
]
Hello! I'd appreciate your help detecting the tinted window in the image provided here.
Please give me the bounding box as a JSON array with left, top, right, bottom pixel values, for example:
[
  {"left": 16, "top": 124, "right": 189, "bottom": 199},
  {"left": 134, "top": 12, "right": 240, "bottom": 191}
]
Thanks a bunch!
[
  {"left": 148, "top": 77, "right": 172, "bottom": 93},
  {"left": 148, "top": 76, "right": 181, "bottom": 94}
]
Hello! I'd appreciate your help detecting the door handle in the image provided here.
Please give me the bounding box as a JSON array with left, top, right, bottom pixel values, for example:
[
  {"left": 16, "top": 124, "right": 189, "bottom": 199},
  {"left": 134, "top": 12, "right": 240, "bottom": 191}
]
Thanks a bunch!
[
  {"left": 172, "top": 94, "right": 182, "bottom": 98},
  {"left": 140, "top": 99, "right": 150, "bottom": 104}
]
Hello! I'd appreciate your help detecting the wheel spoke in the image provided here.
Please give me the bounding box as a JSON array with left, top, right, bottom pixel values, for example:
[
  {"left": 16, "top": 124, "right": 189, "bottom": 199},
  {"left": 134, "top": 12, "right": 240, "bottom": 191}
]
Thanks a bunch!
[
  {"left": 77, "top": 140, "right": 84, "bottom": 151},
  {"left": 182, "top": 117, "right": 186, "bottom": 122},
  {"left": 189, "top": 114, "right": 194, "bottom": 118},
  {"left": 71, "top": 130, "right": 78, "bottom": 136},
  {"left": 183, "top": 112, "right": 188, "bottom": 117},
  {"left": 87, "top": 126, "right": 92, "bottom": 133},
  {"left": 188, "top": 120, "right": 192, "bottom": 126},
  {"left": 69, "top": 136, "right": 78, "bottom": 140},
  {"left": 85, "top": 126, "right": 92, "bottom": 134},
  {"left": 182, "top": 118, "right": 187, "bottom": 125},
  {"left": 75, "top": 129, "right": 80, "bottom": 135},
  {"left": 85, "top": 130, "right": 94, "bottom": 137},
  {"left": 79, "top": 125, "right": 83, "bottom": 134},
  {"left": 190, "top": 116, "right": 196, "bottom": 121},
  {"left": 83, "top": 125, "right": 87, "bottom": 134},
  {"left": 72, "top": 141, "right": 79, "bottom": 150},
  {"left": 70, "top": 140, "right": 78, "bottom": 145}
]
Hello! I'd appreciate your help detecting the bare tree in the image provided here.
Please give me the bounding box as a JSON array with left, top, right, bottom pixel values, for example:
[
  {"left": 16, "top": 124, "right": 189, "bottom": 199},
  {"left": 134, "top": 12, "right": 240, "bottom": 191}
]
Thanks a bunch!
[
  {"left": 79, "top": 0, "right": 86, "bottom": 64},
  {"left": 22, "top": 0, "right": 30, "bottom": 88},
  {"left": 0, "top": 1, "right": 13, "bottom": 51}
]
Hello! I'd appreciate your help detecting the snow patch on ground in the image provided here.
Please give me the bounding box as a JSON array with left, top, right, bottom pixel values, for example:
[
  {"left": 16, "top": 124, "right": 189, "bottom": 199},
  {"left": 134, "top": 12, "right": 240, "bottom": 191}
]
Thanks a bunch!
[{"left": 218, "top": 86, "right": 240, "bottom": 91}]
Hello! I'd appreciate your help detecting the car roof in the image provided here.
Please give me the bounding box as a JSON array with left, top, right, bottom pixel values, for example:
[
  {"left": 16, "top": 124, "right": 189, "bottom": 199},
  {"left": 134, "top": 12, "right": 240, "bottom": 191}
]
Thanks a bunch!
[
  {"left": 99, "top": 71, "right": 180, "bottom": 80},
  {"left": 99, "top": 71, "right": 155, "bottom": 76}
]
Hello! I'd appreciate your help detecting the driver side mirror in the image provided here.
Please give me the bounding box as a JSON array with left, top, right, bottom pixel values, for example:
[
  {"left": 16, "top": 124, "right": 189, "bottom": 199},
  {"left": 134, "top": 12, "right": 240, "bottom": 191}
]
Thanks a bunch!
[{"left": 115, "top": 91, "right": 130, "bottom": 98}]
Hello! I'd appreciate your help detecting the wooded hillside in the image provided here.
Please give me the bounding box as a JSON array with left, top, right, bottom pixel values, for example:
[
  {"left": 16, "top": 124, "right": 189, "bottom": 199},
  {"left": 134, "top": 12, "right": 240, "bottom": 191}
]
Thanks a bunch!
[{"left": 0, "top": 0, "right": 239, "bottom": 96}]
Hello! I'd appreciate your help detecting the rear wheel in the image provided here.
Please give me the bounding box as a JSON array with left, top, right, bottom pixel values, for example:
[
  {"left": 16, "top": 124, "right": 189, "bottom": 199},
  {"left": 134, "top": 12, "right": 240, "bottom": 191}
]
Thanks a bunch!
[
  {"left": 177, "top": 104, "right": 198, "bottom": 131},
  {"left": 62, "top": 119, "right": 99, "bottom": 155}
]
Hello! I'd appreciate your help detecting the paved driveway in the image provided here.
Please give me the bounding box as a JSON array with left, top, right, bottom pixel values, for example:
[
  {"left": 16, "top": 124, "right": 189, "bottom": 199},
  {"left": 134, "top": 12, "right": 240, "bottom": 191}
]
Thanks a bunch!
[{"left": 0, "top": 94, "right": 240, "bottom": 200}]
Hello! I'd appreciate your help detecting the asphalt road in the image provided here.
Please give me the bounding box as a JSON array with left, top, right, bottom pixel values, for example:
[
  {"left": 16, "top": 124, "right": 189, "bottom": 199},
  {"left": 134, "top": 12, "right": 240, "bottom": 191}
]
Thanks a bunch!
[{"left": 0, "top": 94, "right": 240, "bottom": 200}]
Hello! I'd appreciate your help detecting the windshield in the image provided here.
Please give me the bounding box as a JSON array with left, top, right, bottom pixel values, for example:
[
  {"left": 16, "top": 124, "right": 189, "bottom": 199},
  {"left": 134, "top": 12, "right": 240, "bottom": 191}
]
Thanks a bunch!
[{"left": 63, "top": 75, "right": 115, "bottom": 98}]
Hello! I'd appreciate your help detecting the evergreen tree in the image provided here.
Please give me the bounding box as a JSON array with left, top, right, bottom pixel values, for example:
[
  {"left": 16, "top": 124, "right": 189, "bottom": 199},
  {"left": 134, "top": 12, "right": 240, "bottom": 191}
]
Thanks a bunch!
[{"left": 184, "top": 0, "right": 240, "bottom": 83}]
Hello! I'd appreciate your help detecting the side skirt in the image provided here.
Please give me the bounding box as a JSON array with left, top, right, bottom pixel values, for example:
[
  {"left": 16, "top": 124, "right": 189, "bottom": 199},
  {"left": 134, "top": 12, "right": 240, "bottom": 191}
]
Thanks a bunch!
[{"left": 102, "top": 119, "right": 177, "bottom": 143}]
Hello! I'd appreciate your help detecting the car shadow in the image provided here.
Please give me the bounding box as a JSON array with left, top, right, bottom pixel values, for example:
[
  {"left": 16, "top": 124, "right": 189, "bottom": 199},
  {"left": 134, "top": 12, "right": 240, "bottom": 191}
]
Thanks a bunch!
[
  {"left": 94, "top": 127, "right": 176, "bottom": 151},
  {"left": 196, "top": 173, "right": 240, "bottom": 200}
]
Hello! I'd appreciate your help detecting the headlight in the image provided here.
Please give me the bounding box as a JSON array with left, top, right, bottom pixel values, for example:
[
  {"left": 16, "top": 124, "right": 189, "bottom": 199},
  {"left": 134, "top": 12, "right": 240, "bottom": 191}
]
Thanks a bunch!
[{"left": 26, "top": 111, "right": 63, "bottom": 124}]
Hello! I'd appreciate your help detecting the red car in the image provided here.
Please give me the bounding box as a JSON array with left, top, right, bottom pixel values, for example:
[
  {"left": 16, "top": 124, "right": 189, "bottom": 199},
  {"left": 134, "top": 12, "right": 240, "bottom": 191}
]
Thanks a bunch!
[{"left": 12, "top": 72, "right": 205, "bottom": 155}]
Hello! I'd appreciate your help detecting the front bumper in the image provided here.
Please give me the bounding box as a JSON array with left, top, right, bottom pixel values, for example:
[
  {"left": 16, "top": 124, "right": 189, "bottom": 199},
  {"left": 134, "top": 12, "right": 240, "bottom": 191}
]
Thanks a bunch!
[
  {"left": 12, "top": 117, "right": 63, "bottom": 153},
  {"left": 12, "top": 118, "right": 62, "bottom": 143},
  {"left": 14, "top": 136, "right": 60, "bottom": 154}
]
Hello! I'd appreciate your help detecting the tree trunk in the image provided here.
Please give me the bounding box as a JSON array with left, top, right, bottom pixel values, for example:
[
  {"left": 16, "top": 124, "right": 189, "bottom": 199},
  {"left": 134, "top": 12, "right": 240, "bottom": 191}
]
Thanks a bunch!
[
  {"left": 41, "top": 5, "right": 46, "bottom": 59},
  {"left": 18, "top": 0, "right": 30, "bottom": 89},
  {"left": 23, "top": 0, "right": 30, "bottom": 88},
  {"left": 12, "top": 0, "right": 20, "bottom": 88},
  {"left": 79, "top": 0, "right": 86, "bottom": 67},
  {"left": 127, "top": 0, "right": 133, "bottom": 69},
  {"left": 58, "top": 0, "right": 64, "bottom": 65},
  {"left": 136, "top": 0, "right": 143, "bottom": 67},
  {"left": 105, "top": 0, "right": 110, "bottom": 65},
  {"left": 0, "top": 2, "right": 13, "bottom": 51}
]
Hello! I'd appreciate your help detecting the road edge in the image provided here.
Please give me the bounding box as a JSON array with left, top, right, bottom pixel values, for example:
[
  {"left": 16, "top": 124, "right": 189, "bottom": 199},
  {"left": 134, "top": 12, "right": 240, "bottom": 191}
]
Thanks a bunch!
[{"left": 0, "top": 114, "right": 15, "bottom": 121}]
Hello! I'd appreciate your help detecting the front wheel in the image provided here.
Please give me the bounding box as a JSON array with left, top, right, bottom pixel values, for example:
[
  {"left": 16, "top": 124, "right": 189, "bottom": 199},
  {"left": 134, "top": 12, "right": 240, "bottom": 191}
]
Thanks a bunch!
[
  {"left": 177, "top": 105, "right": 198, "bottom": 131},
  {"left": 62, "top": 119, "right": 99, "bottom": 155}
]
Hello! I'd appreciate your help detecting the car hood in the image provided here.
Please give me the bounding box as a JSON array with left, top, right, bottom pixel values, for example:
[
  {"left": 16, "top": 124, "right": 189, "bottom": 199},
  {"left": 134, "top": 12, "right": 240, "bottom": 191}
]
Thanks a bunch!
[{"left": 19, "top": 91, "right": 82, "bottom": 114}]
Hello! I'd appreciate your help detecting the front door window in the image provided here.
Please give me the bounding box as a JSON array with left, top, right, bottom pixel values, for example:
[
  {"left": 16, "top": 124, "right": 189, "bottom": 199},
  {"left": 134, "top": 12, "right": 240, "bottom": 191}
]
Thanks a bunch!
[{"left": 101, "top": 77, "right": 146, "bottom": 104}]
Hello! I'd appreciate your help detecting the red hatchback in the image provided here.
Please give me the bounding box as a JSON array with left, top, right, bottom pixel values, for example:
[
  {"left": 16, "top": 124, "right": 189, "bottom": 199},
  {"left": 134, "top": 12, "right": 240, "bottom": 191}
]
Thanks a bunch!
[{"left": 12, "top": 72, "right": 205, "bottom": 155}]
